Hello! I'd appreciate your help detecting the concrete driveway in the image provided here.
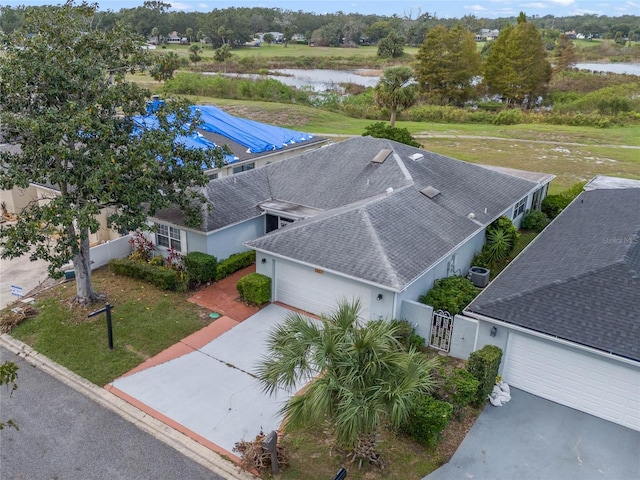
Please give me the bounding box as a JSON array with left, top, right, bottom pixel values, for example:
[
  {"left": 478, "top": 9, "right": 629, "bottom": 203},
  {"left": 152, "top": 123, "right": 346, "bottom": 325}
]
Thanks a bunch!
[
  {"left": 108, "top": 303, "right": 308, "bottom": 459},
  {"left": 0, "top": 252, "right": 52, "bottom": 309},
  {"left": 425, "top": 387, "right": 640, "bottom": 480}
]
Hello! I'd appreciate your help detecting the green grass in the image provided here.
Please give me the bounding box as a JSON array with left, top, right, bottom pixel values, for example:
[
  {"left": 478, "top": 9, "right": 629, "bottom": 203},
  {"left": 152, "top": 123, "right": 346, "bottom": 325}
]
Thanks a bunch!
[
  {"left": 8, "top": 269, "right": 211, "bottom": 386},
  {"left": 155, "top": 43, "right": 419, "bottom": 60}
]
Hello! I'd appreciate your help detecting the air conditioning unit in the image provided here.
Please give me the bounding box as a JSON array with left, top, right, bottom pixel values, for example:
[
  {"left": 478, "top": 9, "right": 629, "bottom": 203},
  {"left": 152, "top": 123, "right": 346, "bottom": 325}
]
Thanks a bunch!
[{"left": 469, "top": 266, "right": 490, "bottom": 288}]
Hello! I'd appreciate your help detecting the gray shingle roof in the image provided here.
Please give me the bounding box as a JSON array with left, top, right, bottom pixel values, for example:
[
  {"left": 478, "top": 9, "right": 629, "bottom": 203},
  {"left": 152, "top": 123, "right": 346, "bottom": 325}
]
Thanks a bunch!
[
  {"left": 468, "top": 187, "right": 640, "bottom": 362},
  {"left": 154, "top": 136, "right": 542, "bottom": 289},
  {"left": 242, "top": 136, "right": 539, "bottom": 290}
]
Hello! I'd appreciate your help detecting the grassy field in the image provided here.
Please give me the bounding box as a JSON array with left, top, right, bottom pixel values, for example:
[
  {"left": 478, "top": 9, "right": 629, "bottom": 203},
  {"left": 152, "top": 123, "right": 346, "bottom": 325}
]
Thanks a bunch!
[{"left": 153, "top": 43, "right": 421, "bottom": 60}]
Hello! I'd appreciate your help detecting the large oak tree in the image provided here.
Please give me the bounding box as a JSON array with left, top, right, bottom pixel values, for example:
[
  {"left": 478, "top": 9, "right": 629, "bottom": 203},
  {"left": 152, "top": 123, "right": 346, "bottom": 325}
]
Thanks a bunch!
[{"left": 0, "top": 2, "right": 225, "bottom": 304}]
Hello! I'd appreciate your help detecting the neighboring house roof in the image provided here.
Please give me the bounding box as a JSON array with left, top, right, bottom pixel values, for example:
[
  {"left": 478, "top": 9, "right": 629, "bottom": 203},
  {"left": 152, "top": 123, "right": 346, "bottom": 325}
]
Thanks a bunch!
[
  {"left": 156, "top": 137, "right": 545, "bottom": 290},
  {"left": 467, "top": 178, "right": 640, "bottom": 362},
  {"left": 135, "top": 103, "right": 325, "bottom": 165}
]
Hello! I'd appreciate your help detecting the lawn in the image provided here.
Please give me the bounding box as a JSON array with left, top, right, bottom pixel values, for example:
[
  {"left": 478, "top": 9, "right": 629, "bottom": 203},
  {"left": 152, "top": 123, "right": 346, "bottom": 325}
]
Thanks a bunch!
[{"left": 4, "top": 268, "right": 212, "bottom": 386}]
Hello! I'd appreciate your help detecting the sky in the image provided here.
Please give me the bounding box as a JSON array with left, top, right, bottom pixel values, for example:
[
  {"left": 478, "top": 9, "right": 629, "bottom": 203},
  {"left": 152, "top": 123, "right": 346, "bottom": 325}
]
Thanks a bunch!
[{"left": 2, "top": 0, "right": 639, "bottom": 18}]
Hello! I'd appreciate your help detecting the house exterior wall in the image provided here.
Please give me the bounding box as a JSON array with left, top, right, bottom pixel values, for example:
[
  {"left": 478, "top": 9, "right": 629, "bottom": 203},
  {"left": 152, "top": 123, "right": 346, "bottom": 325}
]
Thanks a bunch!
[
  {"left": 0, "top": 184, "right": 58, "bottom": 215},
  {"left": 204, "top": 216, "right": 265, "bottom": 260},
  {"left": 393, "top": 229, "right": 486, "bottom": 319}
]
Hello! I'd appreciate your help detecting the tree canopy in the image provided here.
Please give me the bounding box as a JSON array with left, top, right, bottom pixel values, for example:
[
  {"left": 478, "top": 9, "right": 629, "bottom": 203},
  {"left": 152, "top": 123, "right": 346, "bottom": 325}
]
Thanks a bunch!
[
  {"left": 414, "top": 24, "right": 482, "bottom": 106},
  {"left": 483, "top": 13, "right": 552, "bottom": 108},
  {"left": 0, "top": 3, "right": 225, "bottom": 304},
  {"left": 256, "top": 300, "right": 438, "bottom": 462},
  {"left": 373, "top": 66, "right": 416, "bottom": 127}
]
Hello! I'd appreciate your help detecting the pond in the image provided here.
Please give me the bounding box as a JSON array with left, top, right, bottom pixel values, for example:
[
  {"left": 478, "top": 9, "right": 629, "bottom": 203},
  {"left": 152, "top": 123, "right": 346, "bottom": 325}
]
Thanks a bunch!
[
  {"left": 206, "top": 69, "right": 381, "bottom": 92},
  {"left": 575, "top": 63, "right": 640, "bottom": 76}
]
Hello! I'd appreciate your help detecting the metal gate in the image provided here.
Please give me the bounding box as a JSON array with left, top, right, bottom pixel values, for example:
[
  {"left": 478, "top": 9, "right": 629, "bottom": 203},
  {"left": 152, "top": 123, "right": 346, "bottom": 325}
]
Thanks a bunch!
[{"left": 429, "top": 309, "right": 453, "bottom": 352}]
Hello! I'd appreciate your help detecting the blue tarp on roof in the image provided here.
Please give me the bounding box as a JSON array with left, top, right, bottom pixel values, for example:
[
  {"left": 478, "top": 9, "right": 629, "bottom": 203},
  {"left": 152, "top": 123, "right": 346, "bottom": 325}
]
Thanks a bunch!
[
  {"left": 131, "top": 114, "right": 239, "bottom": 163},
  {"left": 191, "top": 105, "right": 315, "bottom": 154}
]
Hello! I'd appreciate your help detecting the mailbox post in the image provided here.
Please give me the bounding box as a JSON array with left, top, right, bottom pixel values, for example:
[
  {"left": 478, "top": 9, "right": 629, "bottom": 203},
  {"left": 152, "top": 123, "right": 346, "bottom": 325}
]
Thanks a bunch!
[
  {"left": 88, "top": 303, "right": 114, "bottom": 350},
  {"left": 262, "top": 430, "right": 279, "bottom": 474}
]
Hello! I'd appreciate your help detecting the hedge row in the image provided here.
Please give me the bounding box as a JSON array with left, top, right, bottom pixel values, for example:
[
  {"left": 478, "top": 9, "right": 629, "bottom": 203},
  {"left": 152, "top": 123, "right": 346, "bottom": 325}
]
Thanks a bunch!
[
  {"left": 109, "top": 258, "right": 187, "bottom": 291},
  {"left": 183, "top": 251, "right": 217, "bottom": 283},
  {"left": 216, "top": 251, "right": 256, "bottom": 281}
]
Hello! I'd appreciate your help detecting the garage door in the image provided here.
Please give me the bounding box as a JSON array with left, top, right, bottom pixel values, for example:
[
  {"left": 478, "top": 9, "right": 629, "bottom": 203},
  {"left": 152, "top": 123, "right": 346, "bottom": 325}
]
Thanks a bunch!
[
  {"left": 504, "top": 333, "right": 640, "bottom": 431},
  {"left": 275, "top": 261, "right": 371, "bottom": 320}
]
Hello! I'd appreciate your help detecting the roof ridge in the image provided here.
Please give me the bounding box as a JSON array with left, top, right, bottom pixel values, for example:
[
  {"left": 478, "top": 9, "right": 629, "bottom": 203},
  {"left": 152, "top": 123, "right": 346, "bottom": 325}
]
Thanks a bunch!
[{"left": 361, "top": 207, "right": 402, "bottom": 289}]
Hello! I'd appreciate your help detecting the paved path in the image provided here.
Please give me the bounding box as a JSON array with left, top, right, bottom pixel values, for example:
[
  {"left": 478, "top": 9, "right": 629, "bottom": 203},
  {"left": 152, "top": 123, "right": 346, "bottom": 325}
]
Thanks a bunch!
[
  {"left": 0, "top": 341, "right": 254, "bottom": 480},
  {"left": 425, "top": 387, "right": 640, "bottom": 480}
]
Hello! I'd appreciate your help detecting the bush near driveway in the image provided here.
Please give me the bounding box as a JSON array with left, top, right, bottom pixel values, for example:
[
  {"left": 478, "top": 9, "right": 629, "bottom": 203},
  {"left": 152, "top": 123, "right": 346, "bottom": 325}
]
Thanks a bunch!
[
  {"left": 402, "top": 396, "right": 454, "bottom": 446},
  {"left": 236, "top": 273, "right": 271, "bottom": 305}
]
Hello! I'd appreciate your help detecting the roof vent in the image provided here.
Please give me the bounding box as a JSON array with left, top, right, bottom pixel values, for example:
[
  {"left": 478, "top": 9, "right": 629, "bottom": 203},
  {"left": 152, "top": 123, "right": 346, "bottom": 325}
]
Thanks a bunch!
[
  {"left": 386, "top": 187, "right": 394, "bottom": 194},
  {"left": 420, "top": 186, "right": 440, "bottom": 199},
  {"left": 371, "top": 149, "right": 392, "bottom": 164},
  {"left": 409, "top": 153, "right": 424, "bottom": 161}
]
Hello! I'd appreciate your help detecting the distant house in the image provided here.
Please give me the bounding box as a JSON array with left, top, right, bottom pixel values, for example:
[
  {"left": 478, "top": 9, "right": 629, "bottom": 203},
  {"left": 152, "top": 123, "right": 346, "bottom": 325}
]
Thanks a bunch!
[
  {"left": 150, "top": 136, "right": 552, "bottom": 321},
  {"left": 255, "top": 32, "right": 284, "bottom": 43},
  {"left": 456, "top": 175, "right": 640, "bottom": 432},
  {"left": 477, "top": 28, "right": 500, "bottom": 41},
  {"left": 564, "top": 30, "right": 577, "bottom": 39},
  {"left": 166, "top": 31, "right": 188, "bottom": 44}
]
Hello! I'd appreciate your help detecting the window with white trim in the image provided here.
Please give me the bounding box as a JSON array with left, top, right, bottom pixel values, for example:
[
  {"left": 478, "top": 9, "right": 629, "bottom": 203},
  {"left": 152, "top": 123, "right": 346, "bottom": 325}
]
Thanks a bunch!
[
  {"left": 512, "top": 196, "right": 527, "bottom": 219},
  {"left": 156, "top": 224, "right": 181, "bottom": 251}
]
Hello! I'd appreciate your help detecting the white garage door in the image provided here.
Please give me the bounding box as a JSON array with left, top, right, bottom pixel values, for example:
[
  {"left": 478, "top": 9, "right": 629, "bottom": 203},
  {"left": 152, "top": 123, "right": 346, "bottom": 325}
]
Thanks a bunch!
[
  {"left": 275, "top": 261, "right": 371, "bottom": 320},
  {"left": 504, "top": 333, "right": 640, "bottom": 431}
]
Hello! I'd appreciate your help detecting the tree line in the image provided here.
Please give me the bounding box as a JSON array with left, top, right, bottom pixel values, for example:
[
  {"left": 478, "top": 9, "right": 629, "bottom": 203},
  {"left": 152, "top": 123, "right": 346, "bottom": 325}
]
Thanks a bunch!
[{"left": 1, "top": 2, "right": 638, "bottom": 49}]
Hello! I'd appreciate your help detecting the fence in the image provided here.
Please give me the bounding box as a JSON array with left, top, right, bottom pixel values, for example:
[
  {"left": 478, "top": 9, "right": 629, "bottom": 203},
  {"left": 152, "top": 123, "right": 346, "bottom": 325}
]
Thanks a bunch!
[{"left": 89, "top": 235, "right": 132, "bottom": 270}]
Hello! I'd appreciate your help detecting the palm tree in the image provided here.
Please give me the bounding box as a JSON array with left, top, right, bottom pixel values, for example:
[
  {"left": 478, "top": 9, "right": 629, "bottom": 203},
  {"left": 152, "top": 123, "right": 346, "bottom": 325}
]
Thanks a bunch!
[
  {"left": 151, "top": 26, "right": 159, "bottom": 45},
  {"left": 374, "top": 66, "right": 416, "bottom": 127},
  {"left": 256, "top": 300, "right": 438, "bottom": 466}
]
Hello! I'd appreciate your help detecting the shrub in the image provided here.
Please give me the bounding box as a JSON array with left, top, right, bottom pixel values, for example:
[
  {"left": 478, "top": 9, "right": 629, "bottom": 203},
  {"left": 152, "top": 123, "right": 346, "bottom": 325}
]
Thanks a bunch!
[
  {"left": 467, "top": 345, "right": 503, "bottom": 406},
  {"left": 442, "top": 368, "right": 480, "bottom": 417},
  {"left": 129, "top": 231, "right": 155, "bottom": 262},
  {"left": 419, "top": 276, "right": 479, "bottom": 315},
  {"left": 520, "top": 210, "right": 549, "bottom": 232},
  {"left": 483, "top": 216, "right": 519, "bottom": 264},
  {"left": 216, "top": 251, "right": 256, "bottom": 281},
  {"left": 389, "top": 319, "right": 425, "bottom": 351},
  {"left": 236, "top": 273, "right": 271, "bottom": 305},
  {"left": 470, "top": 250, "right": 491, "bottom": 269},
  {"left": 402, "top": 396, "right": 453, "bottom": 446},
  {"left": 492, "top": 109, "right": 523, "bottom": 125},
  {"left": 541, "top": 181, "right": 585, "bottom": 219},
  {"left": 541, "top": 194, "right": 571, "bottom": 218},
  {"left": 109, "top": 258, "right": 187, "bottom": 291},
  {"left": 184, "top": 251, "right": 218, "bottom": 283},
  {"left": 363, "top": 122, "right": 421, "bottom": 147}
]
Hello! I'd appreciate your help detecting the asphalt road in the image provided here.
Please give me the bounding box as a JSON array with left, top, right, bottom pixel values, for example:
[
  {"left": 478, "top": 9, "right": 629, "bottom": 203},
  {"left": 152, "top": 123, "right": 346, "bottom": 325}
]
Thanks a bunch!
[{"left": 0, "top": 347, "right": 228, "bottom": 480}]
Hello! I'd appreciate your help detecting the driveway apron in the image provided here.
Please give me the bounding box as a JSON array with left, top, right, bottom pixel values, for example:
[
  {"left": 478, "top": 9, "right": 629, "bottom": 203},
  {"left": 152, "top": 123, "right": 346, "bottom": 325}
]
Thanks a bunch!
[
  {"left": 425, "top": 387, "right": 640, "bottom": 480},
  {"left": 107, "top": 303, "right": 304, "bottom": 461}
]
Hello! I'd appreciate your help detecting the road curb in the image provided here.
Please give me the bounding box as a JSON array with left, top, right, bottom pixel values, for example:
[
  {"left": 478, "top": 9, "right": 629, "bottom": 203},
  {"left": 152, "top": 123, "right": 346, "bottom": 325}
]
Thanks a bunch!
[{"left": 0, "top": 334, "right": 257, "bottom": 480}]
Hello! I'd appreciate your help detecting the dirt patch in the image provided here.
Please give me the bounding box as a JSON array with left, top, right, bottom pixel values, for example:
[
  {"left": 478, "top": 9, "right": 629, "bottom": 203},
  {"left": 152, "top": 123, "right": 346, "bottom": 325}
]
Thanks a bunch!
[{"left": 218, "top": 105, "right": 312, "bottom": 127}]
